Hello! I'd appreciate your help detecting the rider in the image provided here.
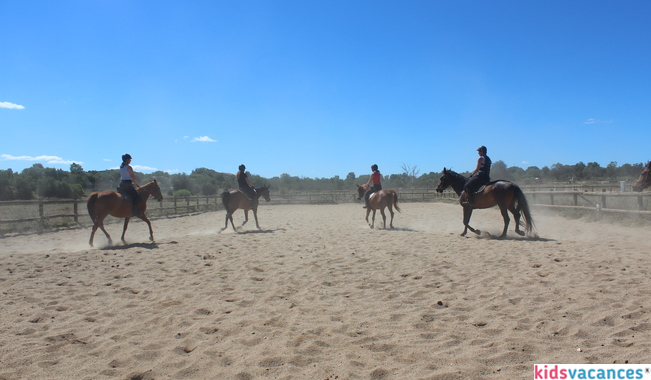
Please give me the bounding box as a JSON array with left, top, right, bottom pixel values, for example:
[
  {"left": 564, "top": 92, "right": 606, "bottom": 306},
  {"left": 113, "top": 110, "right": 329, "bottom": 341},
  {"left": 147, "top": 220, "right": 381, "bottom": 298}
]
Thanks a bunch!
[
  {"left": 363, "top": 164, "right": 382, "bottom": 208},
  {"left": 463, "top": 146, "right": 492, "bottom": 206},
  {"left": 237, "top": 164, "right": 257, "bottom": 201},
  {"left": 119, "top": 154, "right": 142, "bottom": 216}
]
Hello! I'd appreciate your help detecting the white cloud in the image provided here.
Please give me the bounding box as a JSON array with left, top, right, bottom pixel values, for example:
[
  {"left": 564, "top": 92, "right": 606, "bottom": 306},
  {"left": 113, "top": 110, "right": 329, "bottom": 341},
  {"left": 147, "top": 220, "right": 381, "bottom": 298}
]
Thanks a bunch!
[
  {"left": 0, "top": 154, "right": 79, "bottom": 165},
  {"left": 584, "top": 118, "right": 613, "bottom": 125},
  {"left": 109, "top": 164, "right": 159, "bottom": 172},
  {"left": 131, "top": 165, "right": 158, "bottom": 172},
  {"left": 191, "top": 136, "right": 217, "bottom": 143},
  {"left": 0, "top": 102, "right": 25, "bottom": 110}
]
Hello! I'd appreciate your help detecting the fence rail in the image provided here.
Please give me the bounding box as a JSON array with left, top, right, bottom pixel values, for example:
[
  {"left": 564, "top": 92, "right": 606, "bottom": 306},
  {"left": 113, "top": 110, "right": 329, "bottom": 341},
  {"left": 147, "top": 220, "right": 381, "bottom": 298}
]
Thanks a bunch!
[{"left": 1, "top": 188, "right": 649, "bottom": 235}]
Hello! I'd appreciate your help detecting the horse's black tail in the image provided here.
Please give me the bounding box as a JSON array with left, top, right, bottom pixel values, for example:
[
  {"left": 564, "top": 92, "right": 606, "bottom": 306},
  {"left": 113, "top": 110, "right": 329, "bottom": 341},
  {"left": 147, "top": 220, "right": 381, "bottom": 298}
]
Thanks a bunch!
[
  {"left": 514, "top": 185, "right": 537, "bottom": 237},
  {"left": 87, "top": 193, "right": 99, "bottom": 224},
  {"left": 392, "top": 191, "right": 401, "bottom": 213},
  {"left": 221, "top": 190, "right": 231, "bottom": 211}
]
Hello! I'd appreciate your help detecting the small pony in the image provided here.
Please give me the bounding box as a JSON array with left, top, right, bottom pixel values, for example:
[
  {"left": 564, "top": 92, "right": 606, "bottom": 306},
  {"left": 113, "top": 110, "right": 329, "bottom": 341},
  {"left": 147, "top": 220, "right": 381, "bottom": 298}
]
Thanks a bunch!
[
  {"left": 356, "top": 184, "right": 401, "bottom": 229},
  {"left": 220, "top": 185, "right": 271, "bottom": 232}
]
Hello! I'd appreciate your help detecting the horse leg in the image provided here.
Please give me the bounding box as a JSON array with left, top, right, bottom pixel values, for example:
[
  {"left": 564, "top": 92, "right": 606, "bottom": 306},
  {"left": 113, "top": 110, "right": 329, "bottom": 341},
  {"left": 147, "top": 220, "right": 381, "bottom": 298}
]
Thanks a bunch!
[
  {"left": 90, "top": 219, "right": 110, "bottom": 247},
  {"left": 380, "top": 207, "right": 387, "bottom": 229},
  {"left": 371, "top": 209, "right": 377, "bottom": 229},
  {"left": 120, "top": 217, "right": 131, "bottom": 244},
  {"left": 498, "top": 204, "right": 510, "bottom": 239},
  {"left": 138, "top": 214, "right": 155, "bottom": 242},
  {"left": 220, "top": 210, "right": 230, "bottom": 232},
  {"left": 242, "top": 210, "right": 249, "bottom": 226},
  {"left": 91, "top": 216, "right": 112, "bottom": 246},
  {"left": 365, "top": 208, "right": 372, "bottom": 227},
  {"left": 509, "top": 203, "right": 525, "bottom": 236},
  {"left": 387, "top": 204, "right": 395, "bottom": 229},
  {"left": 462, "top": 207, "right": 480, "bottom": 236},
  {"left": 252, "top": 207, "right": 261, "bottom": 229}
]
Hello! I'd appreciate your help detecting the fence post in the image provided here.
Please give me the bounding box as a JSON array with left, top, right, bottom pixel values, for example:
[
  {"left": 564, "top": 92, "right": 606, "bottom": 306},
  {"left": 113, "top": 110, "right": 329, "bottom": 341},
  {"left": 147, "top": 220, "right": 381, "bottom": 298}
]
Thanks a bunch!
[
  {"left": 639, "top": 195, "right": 644, "bottom": 211},
  {"left": 38, "top": 201, "right": 44, "bottom": 234},
  {"left": 573, "top": 193, "right": 578, "bottom": 207},
  {"left": 601, "top": 195, "right": 607, "bottom": 209},
  {"left": 74, "top": 202, "right": 79, "bottom": 224}
]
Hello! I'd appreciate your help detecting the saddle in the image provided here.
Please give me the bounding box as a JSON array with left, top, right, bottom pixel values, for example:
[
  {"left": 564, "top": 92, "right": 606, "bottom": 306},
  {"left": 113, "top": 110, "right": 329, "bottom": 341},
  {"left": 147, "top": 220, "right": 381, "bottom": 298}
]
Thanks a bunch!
[
  {"left": 117, "top": 187, "right": 134, "bottom": 202},
  {"left": 472, "top": 181, "right": 499, "bottom": 194}
]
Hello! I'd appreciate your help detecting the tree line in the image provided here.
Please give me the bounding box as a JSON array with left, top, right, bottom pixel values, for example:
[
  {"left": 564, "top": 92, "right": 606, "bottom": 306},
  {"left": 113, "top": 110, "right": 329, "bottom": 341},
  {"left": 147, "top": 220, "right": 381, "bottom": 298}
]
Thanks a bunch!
[{"left": 0, "top": 160, "right": 646, "bottom": 201}]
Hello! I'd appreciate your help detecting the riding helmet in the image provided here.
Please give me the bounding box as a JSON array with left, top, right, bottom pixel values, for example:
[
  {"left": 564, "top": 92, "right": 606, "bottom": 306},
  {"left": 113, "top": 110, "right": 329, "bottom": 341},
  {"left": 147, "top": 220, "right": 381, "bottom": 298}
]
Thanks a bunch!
[{"left": 122, "top": 154, "right": 132, "bottom": 162}]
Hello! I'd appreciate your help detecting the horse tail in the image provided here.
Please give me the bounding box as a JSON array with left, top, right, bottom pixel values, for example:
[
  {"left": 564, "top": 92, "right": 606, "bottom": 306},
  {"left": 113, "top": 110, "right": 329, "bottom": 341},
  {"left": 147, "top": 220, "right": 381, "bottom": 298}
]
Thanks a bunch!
[
  {"left": 392, "top": 191, "right": 401, "bottom": 213},
  {"left": 221, "top": 189, "right": 231, "bottom": 211},
  {"left": 514, "top": 185, "right": 536, "bottom": 237},
  {"left": 87, "top": 193, "right": 99, "bottom": 224}
]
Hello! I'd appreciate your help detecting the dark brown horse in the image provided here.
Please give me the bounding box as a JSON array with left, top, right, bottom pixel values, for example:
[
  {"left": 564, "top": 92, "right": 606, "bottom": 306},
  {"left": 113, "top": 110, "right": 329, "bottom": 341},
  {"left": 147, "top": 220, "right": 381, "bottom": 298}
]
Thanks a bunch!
[
  {"left": 220, "top": 185, "right": 271, "bottom": 232},
  {"left": 87, "top": 180, "right": 163, "bottom": 246},
  {"left": 356, "top": 184, "right": 401, "bottom": 229},
  {"left": 435, "top": 168, "right": 536, "bottom": 238},
  {"left": 632, "top": 162, "right": 651, "bottom": 192}
]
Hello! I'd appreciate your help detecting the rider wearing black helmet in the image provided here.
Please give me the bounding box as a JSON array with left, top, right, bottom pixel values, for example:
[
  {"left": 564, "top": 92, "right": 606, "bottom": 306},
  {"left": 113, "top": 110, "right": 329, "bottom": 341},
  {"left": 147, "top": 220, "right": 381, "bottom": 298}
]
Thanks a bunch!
[
  {"left": 237, "top": 164, "right": 257, "bottom": 201},
  {"left": 119, "top": 154, "right": 141, "bottom": 216},
  {"left": 463, "top": 146, "right": 491, "bottom": 206},
  {"left": 363, "top": 164, "right": 382, "bottom": 208}
]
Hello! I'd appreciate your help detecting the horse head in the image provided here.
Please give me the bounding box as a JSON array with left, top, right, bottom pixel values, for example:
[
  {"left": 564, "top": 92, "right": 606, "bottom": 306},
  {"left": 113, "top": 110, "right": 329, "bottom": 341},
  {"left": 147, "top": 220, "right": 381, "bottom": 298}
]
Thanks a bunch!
[
  {"left": 436, "top": 168, "right": 451, "bottom": 193},
  {"left": 149, "top": 179, "right": 164, "bottom": 202},
  {"left": 632, "top": 162, "right": 651, "bottom": 192},
  {"left": 356, "top": 184, "right": 370, "bottom": 200},
  {"left": 258, "top": 185, "right": 271, "bottom": 202}
]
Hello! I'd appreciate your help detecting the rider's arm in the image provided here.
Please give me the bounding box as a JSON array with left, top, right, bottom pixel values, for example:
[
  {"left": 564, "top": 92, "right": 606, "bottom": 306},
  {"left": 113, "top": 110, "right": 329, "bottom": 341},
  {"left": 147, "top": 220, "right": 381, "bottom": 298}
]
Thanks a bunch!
[
  {"left": 128, "top": 166, "right": 140, "bottom": 187},
  {"left": 470, "top": 157, "right": 482, "bottom": 176}
]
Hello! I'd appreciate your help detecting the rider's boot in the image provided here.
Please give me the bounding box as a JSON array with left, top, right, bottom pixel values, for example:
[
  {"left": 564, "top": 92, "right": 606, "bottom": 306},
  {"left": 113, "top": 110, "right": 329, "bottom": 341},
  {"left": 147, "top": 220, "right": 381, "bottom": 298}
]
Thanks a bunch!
[
  {"left": 462, "top": 193, "right": 474, "bottom": 207},
  {"left": 132, "top": 200, "right": 142, "bottom": 217}
]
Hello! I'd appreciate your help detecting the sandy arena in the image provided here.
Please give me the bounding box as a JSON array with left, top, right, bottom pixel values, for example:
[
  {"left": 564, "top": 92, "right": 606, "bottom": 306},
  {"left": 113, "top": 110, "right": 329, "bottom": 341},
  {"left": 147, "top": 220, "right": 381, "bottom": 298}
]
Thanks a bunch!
[{"left": 1, "top": 202, "right": 650, "bottom": 379}]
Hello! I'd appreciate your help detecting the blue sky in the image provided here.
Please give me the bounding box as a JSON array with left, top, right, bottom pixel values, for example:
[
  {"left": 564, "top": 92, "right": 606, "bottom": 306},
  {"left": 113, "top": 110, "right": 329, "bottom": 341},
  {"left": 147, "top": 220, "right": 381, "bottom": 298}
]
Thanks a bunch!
[{"left": 1, "top": 1, "right": 650, "bottom": 179}]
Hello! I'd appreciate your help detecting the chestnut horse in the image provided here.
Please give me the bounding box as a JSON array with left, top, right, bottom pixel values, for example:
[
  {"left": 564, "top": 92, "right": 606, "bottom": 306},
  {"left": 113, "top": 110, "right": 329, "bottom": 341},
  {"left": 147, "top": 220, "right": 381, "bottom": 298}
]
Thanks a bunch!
[
  {"left": 87, "top": 180, "right": 163, "bottom": 246},
  {"left": 356, "top": 184, "right": 401, "bottom": 229},
  {"left": 632, "top": 162, "right": 651, "bottom": 192},
  {"left": 435, "top": 168, "right": 535, "bottom": 238},
  {"left": 220, "top": 185, "right": 271, "bottom": 232}
]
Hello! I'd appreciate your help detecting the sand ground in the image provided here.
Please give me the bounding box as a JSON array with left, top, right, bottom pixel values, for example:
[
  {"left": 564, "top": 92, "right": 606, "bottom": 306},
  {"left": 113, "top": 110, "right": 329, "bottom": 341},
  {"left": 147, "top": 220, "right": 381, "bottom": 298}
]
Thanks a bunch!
[{"left": 1, "top": 202, "right": 650, "bottom": 379}]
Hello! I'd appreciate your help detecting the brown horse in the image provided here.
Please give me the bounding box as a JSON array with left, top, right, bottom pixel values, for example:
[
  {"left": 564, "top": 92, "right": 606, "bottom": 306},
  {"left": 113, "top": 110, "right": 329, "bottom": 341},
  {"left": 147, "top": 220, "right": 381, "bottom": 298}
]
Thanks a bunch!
[
  {"left": 356, "top": 184, "right": 401, "bottom": 229},
  {"left": 435, "top": 168, "right": 536, "bottom": 238},
  {"left": 87, "top": 180, "right": 163, "bottom": 246},
  {"left": 632, "top": 161, "right": 651, "bottom": 192},
  {"left": 220, "top": 185, "right": 271, "bottom": 232}
]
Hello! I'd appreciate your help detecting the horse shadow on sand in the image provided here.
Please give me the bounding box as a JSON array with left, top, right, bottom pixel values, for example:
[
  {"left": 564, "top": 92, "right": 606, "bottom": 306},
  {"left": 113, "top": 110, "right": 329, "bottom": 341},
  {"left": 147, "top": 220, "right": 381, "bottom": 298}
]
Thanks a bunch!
[{"left": 100, "top": 242, "right": 160, "bottom": 251}]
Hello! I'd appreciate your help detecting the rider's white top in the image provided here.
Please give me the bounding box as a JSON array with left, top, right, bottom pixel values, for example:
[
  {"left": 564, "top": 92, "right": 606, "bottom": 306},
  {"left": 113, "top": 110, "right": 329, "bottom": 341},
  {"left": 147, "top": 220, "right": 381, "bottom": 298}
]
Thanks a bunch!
[{"left": 120, "top": 165, "right": 132, "bottom": 181}]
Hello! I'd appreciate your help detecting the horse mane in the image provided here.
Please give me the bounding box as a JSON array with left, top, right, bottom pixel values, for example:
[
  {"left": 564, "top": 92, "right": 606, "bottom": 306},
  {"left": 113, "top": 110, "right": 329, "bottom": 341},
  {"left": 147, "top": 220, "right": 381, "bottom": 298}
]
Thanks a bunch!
[{"left": 444, "top": 169, "right": 467, "bottom": 181}]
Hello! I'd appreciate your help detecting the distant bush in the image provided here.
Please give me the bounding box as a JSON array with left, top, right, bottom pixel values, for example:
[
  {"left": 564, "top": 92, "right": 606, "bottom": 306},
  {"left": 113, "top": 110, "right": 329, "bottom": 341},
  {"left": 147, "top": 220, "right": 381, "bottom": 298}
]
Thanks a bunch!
[
  {"left": 201, "top": 183, "right": 217, "bottom": 196},
  {"left": 173, "top": 189, "right": 192, "bottom": 197}
]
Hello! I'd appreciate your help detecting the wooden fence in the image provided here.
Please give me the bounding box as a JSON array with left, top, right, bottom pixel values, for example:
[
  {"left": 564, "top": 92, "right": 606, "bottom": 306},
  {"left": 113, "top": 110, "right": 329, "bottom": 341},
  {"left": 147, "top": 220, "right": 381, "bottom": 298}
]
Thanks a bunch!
[{"left": 1, "top": 188, "right": 649, "bottom": 235}]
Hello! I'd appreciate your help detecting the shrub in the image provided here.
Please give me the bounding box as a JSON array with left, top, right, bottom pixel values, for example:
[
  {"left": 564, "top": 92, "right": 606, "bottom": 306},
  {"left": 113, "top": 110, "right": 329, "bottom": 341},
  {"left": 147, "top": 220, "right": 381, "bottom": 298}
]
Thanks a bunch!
[{"left": 173, "top": 189, "right": 192, "bottom": 197}]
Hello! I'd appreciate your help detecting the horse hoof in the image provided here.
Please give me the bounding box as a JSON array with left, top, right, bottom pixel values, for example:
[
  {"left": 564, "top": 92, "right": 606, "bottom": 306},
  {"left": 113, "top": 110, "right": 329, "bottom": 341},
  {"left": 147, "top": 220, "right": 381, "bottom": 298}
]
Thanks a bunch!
[
  {"left": 474, "top": 230, "right": 481, "bottom": 235},
  {"left": 516, "top": 230, "right": 525, "bottom": 236}
]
